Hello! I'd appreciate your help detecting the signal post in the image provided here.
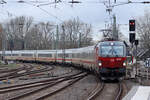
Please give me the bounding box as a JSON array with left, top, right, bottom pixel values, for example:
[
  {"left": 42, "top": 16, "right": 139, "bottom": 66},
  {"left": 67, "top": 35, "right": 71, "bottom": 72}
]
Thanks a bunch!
[{"left": 129, "top": 19, "right": 139, "bottom": 78}]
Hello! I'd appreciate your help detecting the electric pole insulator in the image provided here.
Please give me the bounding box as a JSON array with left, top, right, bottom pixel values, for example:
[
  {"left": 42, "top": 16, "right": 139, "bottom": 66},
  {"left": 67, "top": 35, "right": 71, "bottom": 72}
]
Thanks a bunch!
[
  {"left": 17, "top": 0, "right": 24, "bottom": 3},
  {"left": 142, "top": 1, "right": 150, "bottom": 4},
  {"left": 68, "top": 0, "right": 81, "bottom": 3}
]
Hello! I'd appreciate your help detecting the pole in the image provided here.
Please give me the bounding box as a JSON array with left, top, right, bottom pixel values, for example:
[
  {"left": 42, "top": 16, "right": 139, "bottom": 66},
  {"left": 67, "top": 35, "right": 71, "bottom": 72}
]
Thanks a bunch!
[
  {"left": 52, "top": 32, "right": 55, "bottom": 49},
  {"left": 55, "top": 25, "right": 59, "bottom": 62},
  {"left": 131, "top": 43, "right": 135, "bottom": 78},
  {"left": 147, "top": 68, "right": 149, "bottom": 80},
  {"left": 78, "top": 32, "right": 81, "bottom": 48},
  {"left": 135, "top": 45, "right": 137, "bottom": 77},
  {"left": 112, "top": 15, "right": 118, "bottom": 40},
  {"left": 62, "top": 25, "right": 65, "bottom": 63},
  {"left": 19, "top": 23, "right": 24, "bottom": 50},
  {"left": 2, "top": 26, "right": 5, "bottom": 61}
]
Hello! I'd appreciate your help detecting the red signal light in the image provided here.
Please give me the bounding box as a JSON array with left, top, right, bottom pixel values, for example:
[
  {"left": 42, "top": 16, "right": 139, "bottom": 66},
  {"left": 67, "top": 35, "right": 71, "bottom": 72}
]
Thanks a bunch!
[{"left": 130, "top": 22, "right": 135, "bottom": 25}]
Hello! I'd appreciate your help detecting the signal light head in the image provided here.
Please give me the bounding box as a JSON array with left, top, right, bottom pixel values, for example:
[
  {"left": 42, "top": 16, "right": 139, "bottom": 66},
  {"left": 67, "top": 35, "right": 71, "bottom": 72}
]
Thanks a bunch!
[{"left": 129, "top": 19, "right": 135, "bottom": 31}]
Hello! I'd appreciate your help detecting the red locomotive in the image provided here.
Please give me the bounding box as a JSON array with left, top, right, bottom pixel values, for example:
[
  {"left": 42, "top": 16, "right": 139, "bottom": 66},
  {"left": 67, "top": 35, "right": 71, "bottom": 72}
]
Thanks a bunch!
[{"left": 96, "top": 40, "right": 127, "bottom": 80}]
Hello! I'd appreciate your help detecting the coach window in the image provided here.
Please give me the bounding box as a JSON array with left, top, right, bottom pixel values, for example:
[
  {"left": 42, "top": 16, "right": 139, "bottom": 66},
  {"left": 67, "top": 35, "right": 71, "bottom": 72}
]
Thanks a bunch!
[
  {"left": 38, "top": 54, "right": 52, "bottom": 57},
  {"left": 89, "top": 52, "right": 92, "bottom": 59},
  {"left": 12, "top": 54, "right": 19, "bottom": 56},
  {"left": 8, "top": 54, "right": 11, "bottom": 56},
  {"left": 58, "top": 54, "right": 63, "bottom": 57},
  {"left": 77, "top": 53, "right": 80, "bottom": 58},
  {"left": 72, "top": 54, "right": 74, "bottom": 58},
  {"left": 65, "top": 54, "right": 69, "bottom": 58},
  {"left": 5, "top": 54, "right": 10, "bottom": 56},
  {"left": 22, "top": 54, "right": 33, "bottom": 57},
  {"left": 82, "top": 52, "right": 85, "bottom": 58}
]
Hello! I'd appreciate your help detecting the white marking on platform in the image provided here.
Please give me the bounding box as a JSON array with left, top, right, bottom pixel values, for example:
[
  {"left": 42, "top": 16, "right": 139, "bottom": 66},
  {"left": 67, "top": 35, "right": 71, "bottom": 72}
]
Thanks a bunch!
[
  {"left": 123, "top": 86, "right": 150, "bottom": 100},
  {"left": 131, "top": 86, "right": 150, "bottom": 100}
]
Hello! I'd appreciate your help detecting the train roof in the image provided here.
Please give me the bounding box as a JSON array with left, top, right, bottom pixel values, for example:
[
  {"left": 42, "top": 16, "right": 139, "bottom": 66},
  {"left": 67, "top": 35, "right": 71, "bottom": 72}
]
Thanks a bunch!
[
  {"left": 1, "top": 51, "right": 21, "bottom": 54},
  {"left": 98, "top": 41, "right": 126, "bottom": 46},
  {"left": 71, "top": 46, "right": 94, "bottom": 53},
  {"left": 0, "top": 45, "right": 95, "bottom": 54}
]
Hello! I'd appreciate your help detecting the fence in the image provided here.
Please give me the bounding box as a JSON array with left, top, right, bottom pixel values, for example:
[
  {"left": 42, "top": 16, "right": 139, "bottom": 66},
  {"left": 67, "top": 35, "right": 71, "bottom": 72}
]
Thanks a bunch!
[{"left": 137, "top": 68, "right": 150, "bottom": 80}]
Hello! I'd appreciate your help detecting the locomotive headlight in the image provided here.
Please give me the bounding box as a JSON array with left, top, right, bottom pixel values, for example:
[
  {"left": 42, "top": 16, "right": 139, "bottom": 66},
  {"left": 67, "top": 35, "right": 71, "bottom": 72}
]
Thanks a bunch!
[
  {"left": 98, "top": 60, "right": 102, "bottom": 66},
  {"left": 99, "top": 62, "right": 102, "bottom": 66},
  {"left": 123, "top": 62, "right": 126, "bottom": 66}
]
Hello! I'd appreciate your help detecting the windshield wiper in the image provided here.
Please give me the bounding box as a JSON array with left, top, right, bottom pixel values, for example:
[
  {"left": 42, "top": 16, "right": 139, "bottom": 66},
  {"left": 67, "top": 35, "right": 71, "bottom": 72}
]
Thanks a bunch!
[{"left": 115, "top": 55, "right": 119, "bottom": 57}]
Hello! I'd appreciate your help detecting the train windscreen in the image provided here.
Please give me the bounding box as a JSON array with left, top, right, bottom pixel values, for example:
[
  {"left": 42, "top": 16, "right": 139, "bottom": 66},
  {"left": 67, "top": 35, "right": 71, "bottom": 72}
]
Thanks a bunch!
[{"left": 100, "top": 45, "right": 124, "bottom": 57}]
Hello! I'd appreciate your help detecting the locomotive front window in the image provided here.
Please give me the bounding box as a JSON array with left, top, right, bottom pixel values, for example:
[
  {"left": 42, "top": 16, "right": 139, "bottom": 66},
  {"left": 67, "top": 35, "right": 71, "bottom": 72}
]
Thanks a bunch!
[
  {"left": 101, "top": 46, "right": 112, "bottom": 57},
  {"left": 113, "top": 46, "right": 124, "bottom": 57},
  {"left": 100, "top": 45, "right": 124, "bottom": 57}
]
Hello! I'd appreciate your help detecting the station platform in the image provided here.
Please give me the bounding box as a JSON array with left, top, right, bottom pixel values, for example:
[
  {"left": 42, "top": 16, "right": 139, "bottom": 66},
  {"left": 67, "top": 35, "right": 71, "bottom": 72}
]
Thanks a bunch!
[{"left": 123, "top": 86, "right": 150, "bottom": 100}]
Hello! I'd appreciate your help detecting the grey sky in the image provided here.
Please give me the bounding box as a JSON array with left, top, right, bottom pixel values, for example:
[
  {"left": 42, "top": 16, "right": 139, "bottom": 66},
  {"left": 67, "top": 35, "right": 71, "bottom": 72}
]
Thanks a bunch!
[{"left": 0, "top": 0, "right": 150, "bottom": 41}]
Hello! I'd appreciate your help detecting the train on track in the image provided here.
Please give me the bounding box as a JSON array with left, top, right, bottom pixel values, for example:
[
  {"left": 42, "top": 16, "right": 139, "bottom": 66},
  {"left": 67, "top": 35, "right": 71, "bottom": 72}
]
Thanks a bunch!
[{"left": 0, "top": 40, "right": 128, "bottom": 80}]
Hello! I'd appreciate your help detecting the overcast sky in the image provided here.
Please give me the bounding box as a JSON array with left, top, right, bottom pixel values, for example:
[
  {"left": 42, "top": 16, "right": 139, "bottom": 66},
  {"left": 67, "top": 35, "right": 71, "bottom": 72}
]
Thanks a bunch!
[{"left": 0, "top": 0, "right": 150, "bottom": 41}]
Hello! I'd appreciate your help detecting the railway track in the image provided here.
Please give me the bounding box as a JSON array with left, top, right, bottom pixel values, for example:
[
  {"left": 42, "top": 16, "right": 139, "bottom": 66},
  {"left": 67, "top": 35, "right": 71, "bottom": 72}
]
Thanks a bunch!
[
  {"left": 0, "top": 63, "right": 128, "bottom": 100},
  {"left": 0, "top": 63, "right": 75, "bottom": 81},
  {"left": 87, "top": 78, "right": 104, "bottom": 100},
  {"left": 0, "top": 71, "right": 84, "bottom": 93},
  {"left": 0, "top": 64, "right": 33, "bottom": 79},
  {"left": 7, "top": 72, "right": 87, "bottom": 100},
  {"left": 0, "top": 64, "right": 54, "bottom": 81},
  {"left": 115, "top": 83, "right": 123, "bottom": 100},
  {"left": 0, "top": 64, "right": 31, "bottom": 75},
  {"left": 86, "top": 80, "right": 125, "bottom": 100}
]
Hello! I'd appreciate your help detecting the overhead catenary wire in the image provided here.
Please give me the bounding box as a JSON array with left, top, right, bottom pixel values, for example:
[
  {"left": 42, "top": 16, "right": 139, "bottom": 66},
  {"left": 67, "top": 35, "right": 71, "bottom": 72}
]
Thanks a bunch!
[
  {"left": 19, "top": 1, "right": 64, "bottom": 23},
  {"left": 0, "top": 1, "right": 64, "bottom": 24},
  {"left": 4, "top": 0, "right": 150, "bottom": 5},
  {"left": 24, "top": 0, "right": 77, "bottom": 23},
  {"left": 0, "top": 0, "right": 6, "bottom": 4},
  {"left": 1, "top": 0, "right": 150, "bottom": 24},
  {"left": 36, "top": 0, "right": 61, "bottom": 7},
  {"left": 0, "top": 0, "right": 17, "bottom": 19},
  {"left": 37, "top": 6, "right": 63, "bottom": 22},
  {"left": 0, "top": 5, "right": 17, "bottom": 21}
]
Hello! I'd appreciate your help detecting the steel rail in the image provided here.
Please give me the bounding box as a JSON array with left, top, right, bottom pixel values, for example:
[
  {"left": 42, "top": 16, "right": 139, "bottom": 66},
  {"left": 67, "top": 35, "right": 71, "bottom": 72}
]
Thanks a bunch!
[
  {"left": 0, "top": 64, "right": 53, "bottom": 81},
  {"left": 0, "top": 72, "right": 83, "bottom": 90},
  {"left": 8, "top": 73, "right": 87, "bottom": 100},
  {"left": 86, "top": 78, "right": 104, "bottom": 100},
  {"left": 115, "top": 83, "right": 123, "bottom": 100},
  {"left": 35, "top": 76, "right": 85, "bottom": 100},
  {"left": 0, "top": 81, "right": 55, "bottom": 93}
]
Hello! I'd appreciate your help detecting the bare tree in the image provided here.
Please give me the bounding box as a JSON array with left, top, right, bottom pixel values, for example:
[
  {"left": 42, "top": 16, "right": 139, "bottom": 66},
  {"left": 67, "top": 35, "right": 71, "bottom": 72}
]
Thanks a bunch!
[
  {"left": 3, "top": 16, "right": 56, "bottom": 50},
  {"left": 38, "top": 22, "right": 55, "bottom": 49},
  {"left": 136, "top": 11, "right": 150, "bottom": 50},
  {"left": 25, "top": 22, "right": 55, "bottom": 50},
  {"left": 4, "top": 16, "right": 33, "bottom": 50},
  {"left": 2, "top": 16, "right": 93, "bottom": 50},
  {"left": 60, "top": 18, "right": 93, "bottom": 49},
  {"left": 25, "top": 24, "right": 39, "bottom": 50}
]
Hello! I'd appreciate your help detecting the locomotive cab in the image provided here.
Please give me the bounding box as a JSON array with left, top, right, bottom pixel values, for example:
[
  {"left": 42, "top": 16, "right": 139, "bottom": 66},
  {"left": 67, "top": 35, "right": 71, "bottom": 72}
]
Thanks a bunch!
[{"left": 98, "top": 41, "right": 126, "bottom": 80}]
